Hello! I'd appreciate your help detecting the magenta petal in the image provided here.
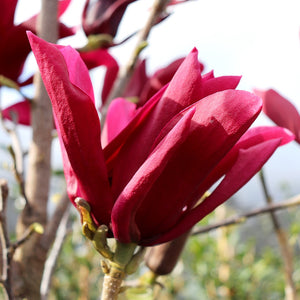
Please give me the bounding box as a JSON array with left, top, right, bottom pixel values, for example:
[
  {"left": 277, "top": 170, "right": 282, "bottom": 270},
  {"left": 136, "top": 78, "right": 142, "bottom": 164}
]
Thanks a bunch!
[
  {"left": 2, "top": 100, "right": 31, "bottom": 125},
  {"left": 111, "top": 108, "right": 196, "bottom": 243},
  {"left": 122, "top": 59, "right": 148, "bottom": 99},
  {"left": 103, "top": 85, "right": 168, "bottom": 172},
  {"left": 152, "top": 138, "right": 283, "bottom": 245},
  {"left": 110, "top": 48, "right": 204, "bottom": 198},
  {"left": 58, "top": 0, "right": 72, "bottom": 16},
  {"left": 113, "top": 89, "right": 262, "bottom": 245},
  {"left": 101, "top": 98, "right": 137, "bottom": 147},
  {"left": 254, "top": 89, "right": 300, "bottom": 143},
  {"left": 57, "top": 45, "right": 95, "bottom": 103},
  {"left": 138, "top": 57, "right": 188, "bottom": 106},
  {"left": 201, "top": 75, "right": 241, "bottom": 98},
  {"left": 79, "top": 49, "right": 119, "bottom": 105},
  {"left": 197, "top": 126, "right": 295, "bottom": 192},
  {"left": 28, "top": 32, "right": 113, "bottom": 225}
]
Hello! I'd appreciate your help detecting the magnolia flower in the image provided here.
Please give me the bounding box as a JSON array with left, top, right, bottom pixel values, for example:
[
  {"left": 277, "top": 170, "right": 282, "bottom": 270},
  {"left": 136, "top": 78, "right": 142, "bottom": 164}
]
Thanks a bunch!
[
  {"left": 0, "top": 0, "right": 74, "bottom": 85},
  {"left": 122, "top": 57, "right": 204, "bottom": 106},
  {"left": 254, "top": 88, "right": 300, "bottom": 144},
  {"left": 28, "top": 32, "right": 294, "bottom": 246},
  {"left": 82, "top": 0, "right": 137, "bottom": 37}
]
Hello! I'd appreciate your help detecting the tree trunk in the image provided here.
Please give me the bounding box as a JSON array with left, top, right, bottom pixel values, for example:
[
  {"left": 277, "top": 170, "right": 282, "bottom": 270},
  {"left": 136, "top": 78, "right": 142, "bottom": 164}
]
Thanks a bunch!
[{"left": 12, "top": 0, "right": 58, "bottom": 298}]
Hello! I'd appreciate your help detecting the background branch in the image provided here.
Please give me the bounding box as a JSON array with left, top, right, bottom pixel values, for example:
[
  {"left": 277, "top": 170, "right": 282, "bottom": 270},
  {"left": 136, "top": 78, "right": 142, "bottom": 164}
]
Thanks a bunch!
[
  {"left": 40, "top": 205, "right": 71, "bottom": 300},
  {"left": 101, "top": 0, "right": 170, "bottom": 121},
  {"left": 192, "top": 194, "right": 300, "bottom": 236},
  {"left": 259, "top": 169, "right": 297, "bottom": 300}
]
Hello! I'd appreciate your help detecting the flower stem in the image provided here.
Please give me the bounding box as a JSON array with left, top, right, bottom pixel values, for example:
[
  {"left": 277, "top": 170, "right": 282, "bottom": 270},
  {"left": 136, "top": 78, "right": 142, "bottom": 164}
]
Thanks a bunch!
[
  {"left": 99, "top": 242, "right": 138, "bottom": 299},
  {"left": 101, "top": 265, "right": 125, "bottom": 300}
]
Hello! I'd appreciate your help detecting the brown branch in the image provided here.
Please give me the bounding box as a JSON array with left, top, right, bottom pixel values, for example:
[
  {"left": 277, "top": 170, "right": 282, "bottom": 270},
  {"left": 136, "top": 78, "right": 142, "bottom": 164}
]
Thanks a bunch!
[
  {"left": 101, "top": 0, "right": 170, "bottom": 122},
  {"left": 7, "top": 146, "right": 28, "bottom": 206},
  {"left": 192, "top": 194, "right": 300, "bottom": 236},
  {"left": 259, "top": 169, "right": 297, "bottom": 300},
  {"left": 10, "top": 223, "right": 44, "bottom": 255},
  {"left": 0, "top": 112, "right": 29, "bottom": 205}
]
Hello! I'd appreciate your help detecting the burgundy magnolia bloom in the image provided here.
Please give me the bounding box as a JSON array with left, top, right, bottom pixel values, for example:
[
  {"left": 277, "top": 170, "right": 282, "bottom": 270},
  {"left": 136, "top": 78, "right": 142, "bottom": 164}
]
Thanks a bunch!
[
  {"left": 28, "top": 32, "right": 294, "bottom": 246},
  {"left": 0, "top": 0, "right": 74, "bottom": 85},
  {"left": 254, "top": 88, "right": 300, "bottom": 144},
  {"left": 82, "top": 0, "right": 136, "bottom": 37},
  {"left": 122, "top": 57, "right": 204, "bottom": 106}
]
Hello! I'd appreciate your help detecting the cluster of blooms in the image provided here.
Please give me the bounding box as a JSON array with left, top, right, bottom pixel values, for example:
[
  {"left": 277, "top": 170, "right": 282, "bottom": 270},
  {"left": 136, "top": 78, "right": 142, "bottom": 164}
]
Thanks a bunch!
[{"left": 1, "top": 0, "right": 295, "bottom": 247}]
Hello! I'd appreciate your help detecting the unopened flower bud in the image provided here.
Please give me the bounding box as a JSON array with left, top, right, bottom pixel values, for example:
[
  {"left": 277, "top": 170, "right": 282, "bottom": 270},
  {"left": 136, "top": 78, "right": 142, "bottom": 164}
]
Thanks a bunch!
[{"left": 145, "top": 231, "right": 190, "bottom": 275}]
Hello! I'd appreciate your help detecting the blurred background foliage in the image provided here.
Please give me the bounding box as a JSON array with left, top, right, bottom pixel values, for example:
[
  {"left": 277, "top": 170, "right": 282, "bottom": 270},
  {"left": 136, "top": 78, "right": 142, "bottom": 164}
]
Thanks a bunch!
[
  {"left": 1, "top": 145, "right": 300, "bottom": 299},
  {"left": 43, "top": 201, "right": 300, "bottom": 299}
]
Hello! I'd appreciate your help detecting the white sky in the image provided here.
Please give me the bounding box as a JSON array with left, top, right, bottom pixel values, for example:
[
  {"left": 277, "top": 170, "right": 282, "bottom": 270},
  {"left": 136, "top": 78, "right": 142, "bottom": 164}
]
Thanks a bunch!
[
  {"left": 14, "top": 0, "right": 300, "bottom": 112},
  {"left": 5, "top": 0, "right": 300, "bottom": 205}
]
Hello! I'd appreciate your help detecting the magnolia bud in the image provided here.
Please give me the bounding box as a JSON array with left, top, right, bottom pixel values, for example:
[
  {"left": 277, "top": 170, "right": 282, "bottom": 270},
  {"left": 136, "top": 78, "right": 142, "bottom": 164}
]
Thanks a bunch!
[
  {"left": 82, "top": 0, "right": 132, "bottom": 37},
  {"left": 145, "top": 231, "right": 190, "bottom": 275}
]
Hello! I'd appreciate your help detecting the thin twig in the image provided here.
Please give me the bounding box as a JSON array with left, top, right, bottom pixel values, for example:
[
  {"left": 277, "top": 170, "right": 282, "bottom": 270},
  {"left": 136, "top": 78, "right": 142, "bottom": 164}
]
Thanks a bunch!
[
  {"left": 0, "top": 113, "right": 29, "bottom": 205},
  {"left": 259, "top": 169, "right": 297, "bottom": 300},
  {"left": 101, "top": 0, "right": 170, "bottom": 122},
  {"left": 10, "top": 223, "right": 43, "bottom": 255},
  {"left": 192, "top": 194, "right": 300, "bottom": 236},
  {"left": 40, "top": 204, "right": 71, "bottom": 300},
  {"left": 7, "top": 146, "right": 28, "bottom": 206}
]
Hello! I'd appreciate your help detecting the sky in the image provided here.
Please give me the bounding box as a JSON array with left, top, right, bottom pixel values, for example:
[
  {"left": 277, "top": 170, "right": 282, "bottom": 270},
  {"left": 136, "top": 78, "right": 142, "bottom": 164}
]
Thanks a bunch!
[{"left": 1, "top": 0, "right": 300, "bottom": 207}]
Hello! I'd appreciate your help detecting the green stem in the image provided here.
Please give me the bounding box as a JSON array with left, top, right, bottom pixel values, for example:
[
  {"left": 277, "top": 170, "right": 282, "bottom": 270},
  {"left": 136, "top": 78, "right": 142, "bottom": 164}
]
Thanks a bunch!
[{"left": 100, "top": 242, "right": 137, "bottom": 300}]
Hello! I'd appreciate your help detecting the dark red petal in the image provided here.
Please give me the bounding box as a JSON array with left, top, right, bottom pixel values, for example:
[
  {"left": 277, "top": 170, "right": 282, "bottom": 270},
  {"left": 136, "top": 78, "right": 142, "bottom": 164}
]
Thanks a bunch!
[
  {"left": 110, "top": 48, "right": 203, "bottom": 198},
  {"left": 28, "top": 32, "right": 113, "bottom": 225},
  {"left": 0, "top": 0, "right": 18, "bottom": 31},
  {"left": 254, "top": 88, "right": 300, "bottom": 143},
  {"left": 150, "top": 138, "right": 283, "bottom": 245},
  {"left": 111, "top": 109, "right": 196, "bottom": 243},
  {"left": 113, "top": 90, "right": 262, "bottom": 244}
]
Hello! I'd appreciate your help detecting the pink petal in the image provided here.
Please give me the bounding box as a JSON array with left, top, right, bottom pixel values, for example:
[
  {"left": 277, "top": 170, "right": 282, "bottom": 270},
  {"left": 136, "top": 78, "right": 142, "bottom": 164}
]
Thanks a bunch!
[
  {"left": 201, "top": 75, "right": 241, "bottom": 98},
  {"left": 101, "top": 98, "right": 137, "bottom": 147}
]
